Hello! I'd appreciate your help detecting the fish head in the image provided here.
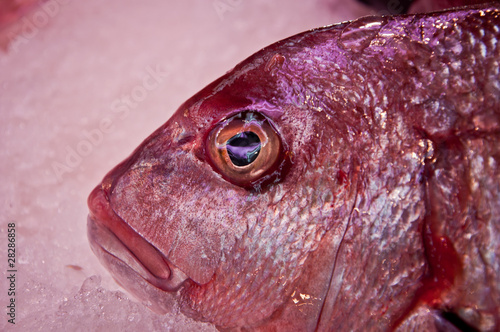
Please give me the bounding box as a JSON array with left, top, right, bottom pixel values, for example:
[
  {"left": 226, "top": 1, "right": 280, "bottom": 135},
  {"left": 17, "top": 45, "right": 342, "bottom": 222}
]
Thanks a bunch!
[{"left": 87, "top": 34, "right": 358, "bottom": 328}]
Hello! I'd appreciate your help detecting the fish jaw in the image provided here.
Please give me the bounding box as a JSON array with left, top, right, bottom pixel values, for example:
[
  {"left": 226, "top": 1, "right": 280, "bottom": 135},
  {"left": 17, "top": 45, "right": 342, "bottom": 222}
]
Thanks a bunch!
[{"left": 87, "top": 184, "right": 189, "bottom": 296}]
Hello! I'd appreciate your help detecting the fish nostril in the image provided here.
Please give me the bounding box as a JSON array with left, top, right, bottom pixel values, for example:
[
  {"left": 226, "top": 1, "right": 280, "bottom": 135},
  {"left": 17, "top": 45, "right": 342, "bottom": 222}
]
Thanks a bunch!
[{"left": 175, "top": 133, "right": 195, "bottom": 146}]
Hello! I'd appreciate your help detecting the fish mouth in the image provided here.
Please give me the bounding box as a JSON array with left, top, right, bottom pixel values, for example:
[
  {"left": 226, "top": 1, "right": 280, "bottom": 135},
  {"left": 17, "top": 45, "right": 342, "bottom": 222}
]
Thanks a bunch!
[{"left": 87, "top": 185, "right": 189, "bottom": 293}]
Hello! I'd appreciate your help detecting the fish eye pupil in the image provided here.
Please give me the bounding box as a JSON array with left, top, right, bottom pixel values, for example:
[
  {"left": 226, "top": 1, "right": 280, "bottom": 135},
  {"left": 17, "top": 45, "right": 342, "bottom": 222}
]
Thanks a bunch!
[{"left": 226, "top": 131, "right": 261, "bottom": 166}]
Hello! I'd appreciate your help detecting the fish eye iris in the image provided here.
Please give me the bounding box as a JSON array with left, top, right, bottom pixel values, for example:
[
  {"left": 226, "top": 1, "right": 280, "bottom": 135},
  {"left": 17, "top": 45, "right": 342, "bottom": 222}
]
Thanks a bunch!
[
  {"left": 226, "top": 132, "right": 261, "bottom": 166},
  {"left": 206, "top": 111, "right": 284, "bottom": 187}
]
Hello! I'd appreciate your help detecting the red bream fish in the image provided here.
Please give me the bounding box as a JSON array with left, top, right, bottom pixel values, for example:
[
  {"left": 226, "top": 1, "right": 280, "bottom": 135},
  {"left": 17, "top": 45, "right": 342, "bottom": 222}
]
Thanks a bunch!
[{"left": 88, "top": 4, "right": 500, "bottom": 331}]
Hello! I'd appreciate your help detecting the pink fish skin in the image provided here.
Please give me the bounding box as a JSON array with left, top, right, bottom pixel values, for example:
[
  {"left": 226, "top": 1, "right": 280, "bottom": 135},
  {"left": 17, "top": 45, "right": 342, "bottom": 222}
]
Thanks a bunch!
[{"left": 88, "top": 4, "right": 500, "bottom": 331}]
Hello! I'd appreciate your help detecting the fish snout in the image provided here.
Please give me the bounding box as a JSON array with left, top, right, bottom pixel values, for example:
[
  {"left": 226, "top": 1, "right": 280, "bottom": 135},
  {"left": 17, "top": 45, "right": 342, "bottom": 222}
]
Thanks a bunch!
[{"left": 87, "top": 185, "right": 189, "bottom": 293}]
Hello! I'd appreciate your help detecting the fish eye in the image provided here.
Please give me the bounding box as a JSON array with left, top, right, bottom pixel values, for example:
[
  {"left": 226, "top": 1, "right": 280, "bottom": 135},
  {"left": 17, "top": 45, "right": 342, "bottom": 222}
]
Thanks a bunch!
[{"left": 206, "top": 111, "right": 283, "bottom": 187}]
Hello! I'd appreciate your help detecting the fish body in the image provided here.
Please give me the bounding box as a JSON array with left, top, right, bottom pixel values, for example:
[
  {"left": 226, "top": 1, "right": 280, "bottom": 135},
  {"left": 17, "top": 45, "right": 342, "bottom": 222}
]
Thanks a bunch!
[{"left": 88, "top": 4, "right": 500, "bottom": 331}]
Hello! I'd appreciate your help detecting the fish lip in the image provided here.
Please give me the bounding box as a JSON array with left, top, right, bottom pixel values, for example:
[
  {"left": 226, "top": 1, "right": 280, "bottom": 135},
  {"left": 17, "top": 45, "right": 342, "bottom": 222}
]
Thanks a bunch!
[{"left": 87, "top": 185, "right": 189, "bottom": 292}]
